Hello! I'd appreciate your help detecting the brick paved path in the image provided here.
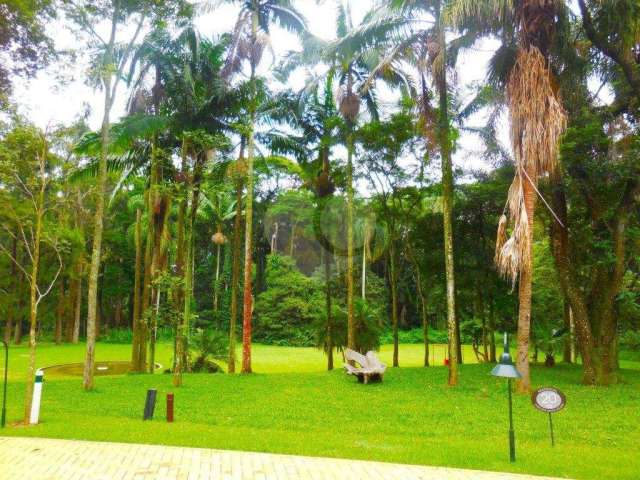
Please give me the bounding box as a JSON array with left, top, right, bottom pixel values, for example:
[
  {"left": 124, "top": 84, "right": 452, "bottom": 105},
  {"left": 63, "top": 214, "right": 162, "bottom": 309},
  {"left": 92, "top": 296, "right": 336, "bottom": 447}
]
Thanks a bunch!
[{"left": 0, "top": 436, "right": 567, "bottom": 480}]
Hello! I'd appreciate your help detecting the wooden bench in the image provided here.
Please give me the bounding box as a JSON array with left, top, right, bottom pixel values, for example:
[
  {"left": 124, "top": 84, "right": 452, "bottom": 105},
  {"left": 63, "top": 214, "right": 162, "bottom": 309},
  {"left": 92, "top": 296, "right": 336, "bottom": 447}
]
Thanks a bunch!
[{"left": 343, "top": 349, "right": 386, "bottom": 384}]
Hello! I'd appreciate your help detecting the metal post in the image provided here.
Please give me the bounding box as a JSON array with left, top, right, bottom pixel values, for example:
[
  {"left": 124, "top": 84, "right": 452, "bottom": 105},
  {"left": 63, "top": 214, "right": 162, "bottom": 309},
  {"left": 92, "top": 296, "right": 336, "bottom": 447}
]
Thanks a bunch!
[
  {"left": 1, "top": 340, "right": 8, "bottom": 428},
  {"left": 548, "top": 412, "right": 555, "bottom": 447},
  {"left": 508, "top": 378, "right": 515, "bottom": 462}
]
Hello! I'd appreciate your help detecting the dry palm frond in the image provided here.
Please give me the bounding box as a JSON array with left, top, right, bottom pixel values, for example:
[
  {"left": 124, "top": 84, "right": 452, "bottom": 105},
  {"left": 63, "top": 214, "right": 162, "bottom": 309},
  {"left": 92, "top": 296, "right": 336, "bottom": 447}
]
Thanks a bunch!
[
  {"left": 495, "top": 191, "right": 530, "bottom": 287},
  {"left": 445, "top": 0, "right": 514, "bottom": 28},
  {"left": 494, "top": 214, "right": 508, "bottom": 263},
  {"left": 506, "top": 46, "right": 566, "bottom": 178},
  {"left": 494, "top": 45, "right": 566, "bottom": 284}
]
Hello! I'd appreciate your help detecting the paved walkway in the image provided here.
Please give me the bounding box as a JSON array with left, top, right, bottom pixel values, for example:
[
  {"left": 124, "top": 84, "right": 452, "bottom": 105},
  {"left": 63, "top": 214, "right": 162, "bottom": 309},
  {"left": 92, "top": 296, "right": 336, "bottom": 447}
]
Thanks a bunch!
[{"left": 0, "top": 437, "right": 566, "bottom": 480}]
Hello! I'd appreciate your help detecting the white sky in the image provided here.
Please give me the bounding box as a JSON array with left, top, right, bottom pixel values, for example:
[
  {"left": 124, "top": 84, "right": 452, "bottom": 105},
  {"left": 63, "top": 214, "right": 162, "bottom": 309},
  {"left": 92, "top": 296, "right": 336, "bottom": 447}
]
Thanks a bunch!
[{"left": 12, "top": 0, "right": 505, "bottom": 179}]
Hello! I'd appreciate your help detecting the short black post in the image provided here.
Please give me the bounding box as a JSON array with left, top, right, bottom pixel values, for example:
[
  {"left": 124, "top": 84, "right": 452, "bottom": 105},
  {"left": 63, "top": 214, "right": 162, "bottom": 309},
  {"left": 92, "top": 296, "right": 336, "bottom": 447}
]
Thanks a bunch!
[
  {"left": 548, "top": 412, "right": 555, "bottom": 447},
  {"left": 508, "top": 378, "right": 516, "bottom": 462},
  {"left": 1, "top": 340, "right": 8, "bottom": 428},
  {"left": 143, "top": 389, "right": 157, "bottom": 420}
]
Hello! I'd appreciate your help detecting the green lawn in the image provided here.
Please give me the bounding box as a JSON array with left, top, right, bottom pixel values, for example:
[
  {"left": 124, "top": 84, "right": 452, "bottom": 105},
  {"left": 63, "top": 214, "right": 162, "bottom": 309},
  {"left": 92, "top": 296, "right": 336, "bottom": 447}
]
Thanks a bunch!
[{"left": 1, "top": 342, "right": 639, "bottom": 480}]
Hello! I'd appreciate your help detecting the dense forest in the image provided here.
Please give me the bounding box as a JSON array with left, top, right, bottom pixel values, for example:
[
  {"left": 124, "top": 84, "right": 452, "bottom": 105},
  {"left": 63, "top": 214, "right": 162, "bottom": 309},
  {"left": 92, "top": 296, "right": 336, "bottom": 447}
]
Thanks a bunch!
[{"left": 0, "top": 0, "right": 638, "bottom": 421}]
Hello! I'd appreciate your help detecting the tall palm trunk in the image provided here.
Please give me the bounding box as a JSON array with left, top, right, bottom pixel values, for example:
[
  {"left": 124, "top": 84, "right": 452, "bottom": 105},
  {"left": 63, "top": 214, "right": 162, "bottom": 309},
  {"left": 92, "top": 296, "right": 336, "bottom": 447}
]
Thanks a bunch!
[
  {"left": 389, "top": 240, "right": 399, "bottom": 367},
  {"left": 131, "top": 208, "right": 143, "bottom": 369},
  {"left": 241, "top": 17, "right": 258, "bottom": 373},
  {"left": 241, "top": 121, "right": 255, "bottom": 374},
  {"left": 516, "top": 171, "right": 536, "bottom": 392},
  {"left": 435, "top": 8, "right": 459, "bottom": 385},
  {"left": 213, "top": 242, "right": 222, "bottom": 311},
  {"left": 361, "top": 218, "right": 369, "bottom": 300},
  {"left": 229, "top": 176, "right": 244, "bottom": 373},
  {"left": 324, "top": 248, "right": 334, "bottom": 370},
  {"left": 174, "top": 196, "right": 192, "bottom": 387},
  {"left": 346, "top": 133, "right": 355, "bottom": 354}
]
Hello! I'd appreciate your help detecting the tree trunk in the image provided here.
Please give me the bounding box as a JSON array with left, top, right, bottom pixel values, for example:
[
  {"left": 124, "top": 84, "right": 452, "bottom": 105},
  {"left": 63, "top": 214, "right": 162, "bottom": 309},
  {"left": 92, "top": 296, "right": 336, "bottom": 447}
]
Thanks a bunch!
[
  {"left": 241, "top": 50, "right": 258, "bottom": 374},
  {"left": 289, "top": 222, "right": 296, "bottom": 257},
  {"left": 65, "top": 276, "right": 77, "bottom": 342},
  {"left": 131, "top": 208, "right": 143, "bottom": 370},
  {"left": 113, "top": 297, "right": 122, "bottom": 328},
  {"left": 72, "top": 277, "right": 81, "bottom": 343},
  {"left": 213, "top": 243, "right": 221, "bottom": 312},
  {"left": 24, "top": 177, "right": 44, "bottom": 423},
  {"left": 83, "top": 56, "right": 114, "bottom": 390},
  {"left": 228, "top": 178, "right": 243, "bottom": 373},
  {"left": 361, "top": 228, "right": 367, "bottom": 300},
  {"left": 389, "top": 242, "right": 399, "bottom": 367},
  {"left": 346, "top": 134, "right": 356, "bottom": 356},
  {"left": 563, "top": 300, "right": 572, "bottom": 363},
  {"left": 324, "top": 247, "right": 334, "bottom": 370},
  {"left": 54, "top": 280, "right": 65, "bottom": 344},
  {"left": 478, "top": 289, "right": 488, "bottom": 362},
  {"left": 436, "top": 18, "right": 459, "bottom": 385},
  {"left": 515, "top": 169, "right": 536, "bottom": 393},
  {"left": 150, "top": 192, "right": 172, "bottom": 375},
  {"left": 488, "top": 295, "right": 497, "bottom": 362}
]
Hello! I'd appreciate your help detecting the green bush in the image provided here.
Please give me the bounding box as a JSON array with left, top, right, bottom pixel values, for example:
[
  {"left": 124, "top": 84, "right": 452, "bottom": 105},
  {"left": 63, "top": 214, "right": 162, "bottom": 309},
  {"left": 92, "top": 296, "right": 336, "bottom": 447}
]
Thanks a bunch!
[
  {"left": 620, "top": 330, "right": 640, "bottom": 350},
  {"left": 379, "top": 328, "right": 463, "bottom": 345},
  {"left": 254, "top": 254, "right": 324, "bottom": 346},
  {"left": 100, "top": 327, "right": 174, "bottom": 344}
]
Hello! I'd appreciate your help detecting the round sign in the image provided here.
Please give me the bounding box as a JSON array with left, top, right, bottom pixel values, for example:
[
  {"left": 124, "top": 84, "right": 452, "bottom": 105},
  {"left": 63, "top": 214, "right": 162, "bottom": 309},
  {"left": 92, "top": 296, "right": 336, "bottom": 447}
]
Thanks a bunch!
[{"left": 531, "top": 387, "right": 566, "bottom": 413}]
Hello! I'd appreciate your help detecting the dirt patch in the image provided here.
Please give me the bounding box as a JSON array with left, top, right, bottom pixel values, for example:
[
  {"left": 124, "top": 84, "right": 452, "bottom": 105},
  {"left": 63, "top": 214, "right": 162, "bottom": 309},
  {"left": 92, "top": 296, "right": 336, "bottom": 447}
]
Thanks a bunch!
[{"left": 42, "top": 361, "right": 135, "bottom": 377}]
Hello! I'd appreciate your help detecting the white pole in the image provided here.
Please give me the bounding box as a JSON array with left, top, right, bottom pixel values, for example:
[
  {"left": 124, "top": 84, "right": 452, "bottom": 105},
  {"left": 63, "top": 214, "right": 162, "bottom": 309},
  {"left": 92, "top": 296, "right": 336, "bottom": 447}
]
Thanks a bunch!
[{"left": 29, "top": 369, "right": 44, "bottom": 425}]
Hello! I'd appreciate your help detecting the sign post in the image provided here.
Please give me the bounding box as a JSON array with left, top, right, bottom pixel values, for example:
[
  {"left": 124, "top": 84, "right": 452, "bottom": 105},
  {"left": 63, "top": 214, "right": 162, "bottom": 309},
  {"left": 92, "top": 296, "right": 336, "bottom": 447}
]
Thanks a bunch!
[
  {"left": 29, "top": 369, "right": 44, "bottom": 425},
  {"left": 531, "top": 387, "right": 566, "bottom": 446}
]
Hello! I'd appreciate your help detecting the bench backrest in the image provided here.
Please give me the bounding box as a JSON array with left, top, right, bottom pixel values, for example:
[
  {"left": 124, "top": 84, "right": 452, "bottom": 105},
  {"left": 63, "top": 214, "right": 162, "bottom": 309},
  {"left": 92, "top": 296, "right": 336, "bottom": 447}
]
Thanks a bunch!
[{"left": 344, "top": 348, "right": 368, "bottom": 368}]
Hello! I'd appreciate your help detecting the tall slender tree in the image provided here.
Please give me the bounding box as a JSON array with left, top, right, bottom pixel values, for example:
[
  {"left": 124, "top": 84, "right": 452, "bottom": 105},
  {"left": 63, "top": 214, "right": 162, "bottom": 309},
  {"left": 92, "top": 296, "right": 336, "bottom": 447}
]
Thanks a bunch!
[
  {"left": 345, "top": 0, "right": 470, "bottom": 383},
  {"left": 220, "top": 0, "right": 308, "bottom": 373}
]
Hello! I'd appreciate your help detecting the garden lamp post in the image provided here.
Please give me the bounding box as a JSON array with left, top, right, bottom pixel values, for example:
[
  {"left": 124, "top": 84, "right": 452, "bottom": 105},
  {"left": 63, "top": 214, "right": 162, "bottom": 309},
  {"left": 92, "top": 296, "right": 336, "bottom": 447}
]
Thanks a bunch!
[
  {"left": 491, "top": 332, "right": 521, "bottom": 463},
  {"left": 1, "top": 340, "right": 8, "bottom": 428}
]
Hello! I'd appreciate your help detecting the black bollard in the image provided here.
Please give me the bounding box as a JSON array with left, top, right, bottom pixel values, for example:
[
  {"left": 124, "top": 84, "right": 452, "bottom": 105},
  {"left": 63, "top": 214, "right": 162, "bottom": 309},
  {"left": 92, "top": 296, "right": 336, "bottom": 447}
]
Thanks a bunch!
[{"left": 143, "top": 389, "right": 157, "bottom": 420}]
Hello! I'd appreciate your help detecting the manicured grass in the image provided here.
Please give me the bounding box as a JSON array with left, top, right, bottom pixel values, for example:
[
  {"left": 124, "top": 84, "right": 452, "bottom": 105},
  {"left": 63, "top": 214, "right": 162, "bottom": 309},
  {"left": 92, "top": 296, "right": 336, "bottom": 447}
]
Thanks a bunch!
[{"left": 1, "top": 342, "right": 639, "bottom": 480}]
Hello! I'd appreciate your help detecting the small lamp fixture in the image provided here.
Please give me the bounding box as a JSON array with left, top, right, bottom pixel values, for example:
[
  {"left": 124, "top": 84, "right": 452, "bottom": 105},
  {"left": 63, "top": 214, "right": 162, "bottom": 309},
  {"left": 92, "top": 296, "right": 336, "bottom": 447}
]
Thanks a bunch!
[{"left": 491, "top": 332, "right": 521, "bottom": 463}]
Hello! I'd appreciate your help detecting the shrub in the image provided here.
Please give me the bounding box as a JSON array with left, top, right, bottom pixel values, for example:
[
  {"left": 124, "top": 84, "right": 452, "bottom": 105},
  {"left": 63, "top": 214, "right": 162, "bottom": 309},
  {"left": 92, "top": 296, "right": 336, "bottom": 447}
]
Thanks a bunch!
[{"left": 254, "top": 255, "right": 324, "bottom": 346}]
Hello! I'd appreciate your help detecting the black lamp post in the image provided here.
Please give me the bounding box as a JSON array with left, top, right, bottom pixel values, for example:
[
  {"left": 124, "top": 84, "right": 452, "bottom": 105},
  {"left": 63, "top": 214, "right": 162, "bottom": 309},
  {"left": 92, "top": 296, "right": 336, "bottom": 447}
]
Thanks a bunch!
[
  {"left": 1, "top": 340, "right": 8, "bottom": 428},
  {"left": 491, "top": 332, "right": 521, "bottom": 462}
]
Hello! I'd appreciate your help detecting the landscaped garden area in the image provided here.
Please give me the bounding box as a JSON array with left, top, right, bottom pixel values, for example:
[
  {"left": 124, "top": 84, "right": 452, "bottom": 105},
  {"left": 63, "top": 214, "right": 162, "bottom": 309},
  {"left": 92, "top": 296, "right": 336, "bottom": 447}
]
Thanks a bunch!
[
  {"left": 1, "top": 342, "right": 639, "bottom": 480},
  {"left": 1, "top": 0, "right": 639, "bottom": 479}
]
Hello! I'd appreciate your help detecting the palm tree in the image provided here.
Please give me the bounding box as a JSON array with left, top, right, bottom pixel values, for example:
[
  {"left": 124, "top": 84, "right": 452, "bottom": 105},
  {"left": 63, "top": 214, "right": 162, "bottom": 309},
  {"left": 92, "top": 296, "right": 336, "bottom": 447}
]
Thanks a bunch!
[
  {"left": 448, "top": 0, "right": 567, "bottom": 392},
  {"left": 285, "top": 1, "right": 382, "bottom": 356},
  {"left": 340, "top": 0, "right": 469, "bottom": 383},
  {"left": 219, "top": 0, "right": 308, "bottom": 374},
  {"left": 261, "top": 81, "right": 341, "bottom": 369}
]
